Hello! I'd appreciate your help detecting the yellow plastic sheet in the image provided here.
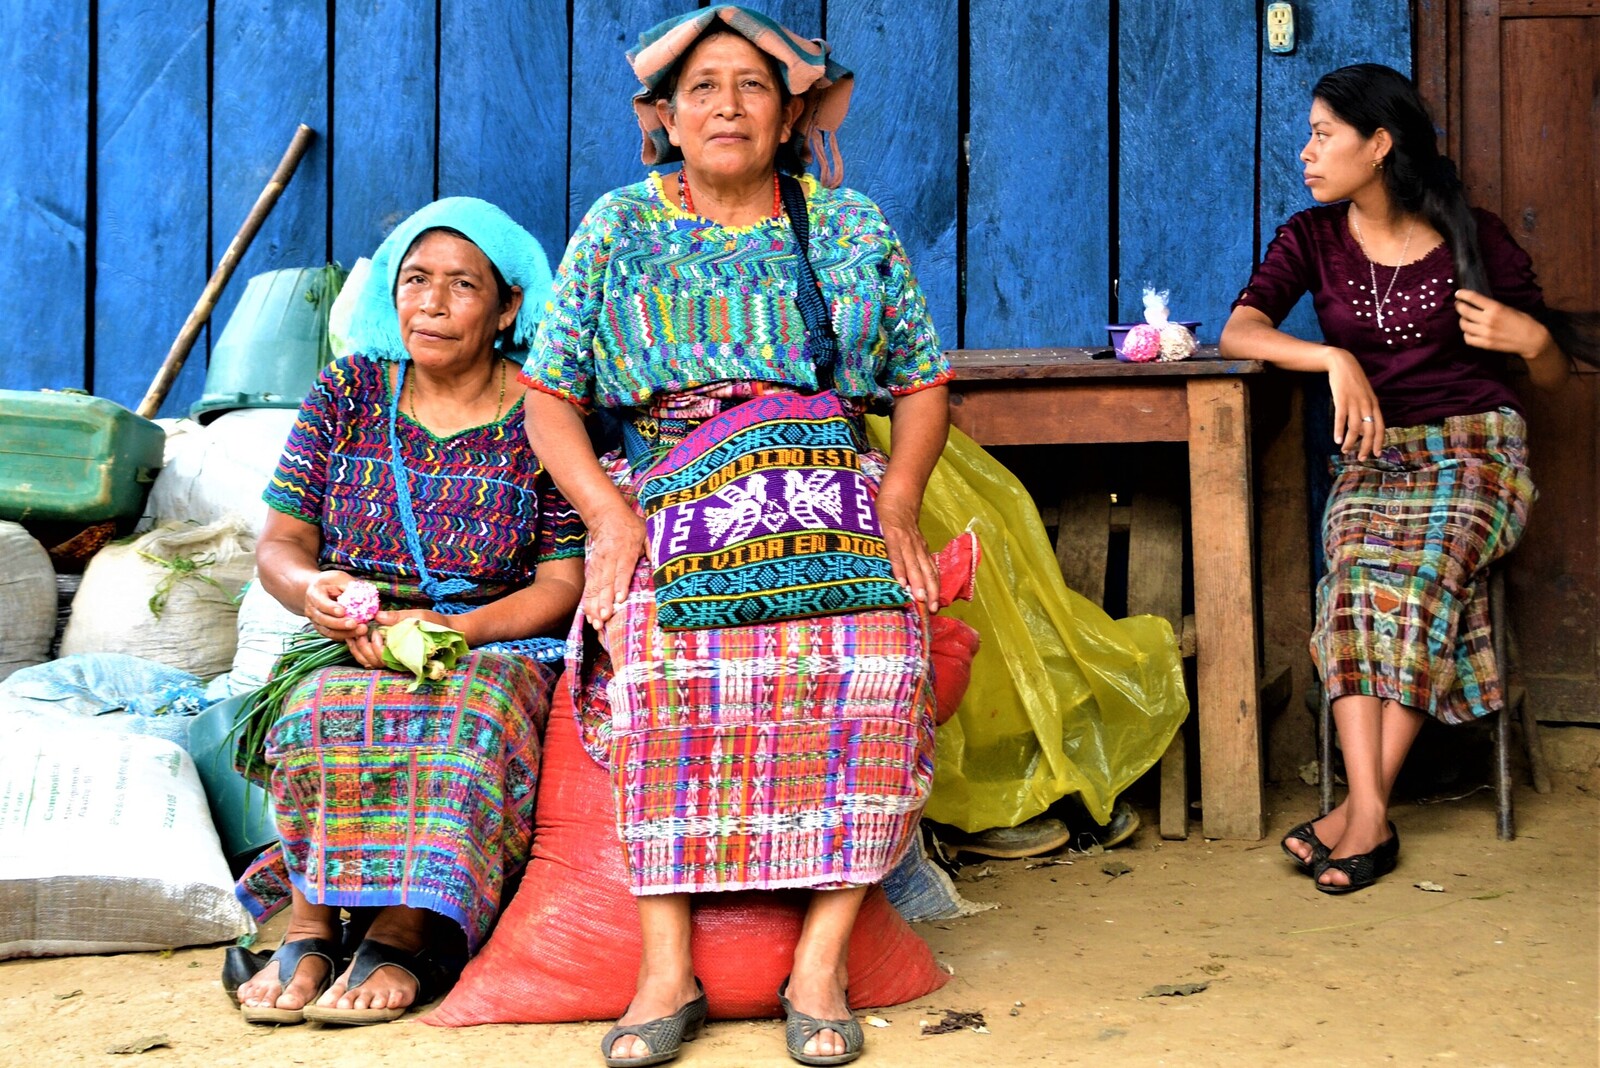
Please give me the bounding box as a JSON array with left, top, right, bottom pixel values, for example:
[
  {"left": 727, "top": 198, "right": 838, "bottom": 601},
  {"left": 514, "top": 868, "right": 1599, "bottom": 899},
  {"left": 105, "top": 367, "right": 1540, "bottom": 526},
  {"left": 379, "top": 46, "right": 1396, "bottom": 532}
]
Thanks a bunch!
[{"left": 867, "top": 418, "right": 1189, "bottom": 831}]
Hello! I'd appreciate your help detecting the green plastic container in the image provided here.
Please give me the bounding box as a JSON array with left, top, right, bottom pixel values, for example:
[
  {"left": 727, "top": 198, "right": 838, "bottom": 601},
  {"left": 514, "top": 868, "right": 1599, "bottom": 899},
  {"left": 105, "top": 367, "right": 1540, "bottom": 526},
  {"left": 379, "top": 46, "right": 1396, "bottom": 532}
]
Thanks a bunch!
[
  {"left": 190, "top": 266, "right": 344, "bottom": 424},
  {"left": 187, "top": 694, "right": 278, "bottom": 861},
  {"left": 0, "top": 389, "right": 165, "bottom": 522}
]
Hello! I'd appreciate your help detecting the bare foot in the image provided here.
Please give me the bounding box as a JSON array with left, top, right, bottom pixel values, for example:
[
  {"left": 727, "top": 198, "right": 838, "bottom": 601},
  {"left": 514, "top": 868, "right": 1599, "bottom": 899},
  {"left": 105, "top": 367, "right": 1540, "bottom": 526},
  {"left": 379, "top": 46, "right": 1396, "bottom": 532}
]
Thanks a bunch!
[
  {"left": 1284, "top": 805, "right": 1349, "bottom": 865},
  {"left": 784, "top": 965, "right": 854, "bottom": 1060},
  {"left": 317, "top": 908, "right": 426, "bottom": 1013},
  {"left": 1317, "top": 815, "right": 1395, "bottom": 888},
  {"left": 608, "top": 974, "right": 702, "bottom": 1061},
  {"left": 236, "top": 916, "right": 336, "bottom": 1012}
]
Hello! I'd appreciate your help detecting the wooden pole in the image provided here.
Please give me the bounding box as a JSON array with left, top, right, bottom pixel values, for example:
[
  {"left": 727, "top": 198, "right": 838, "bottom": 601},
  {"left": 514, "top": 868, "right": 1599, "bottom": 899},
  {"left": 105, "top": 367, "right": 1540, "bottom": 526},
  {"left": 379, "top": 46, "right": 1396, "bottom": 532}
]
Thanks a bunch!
[{"left": 135, "top": 123, "right": 317, "bottom": 419}]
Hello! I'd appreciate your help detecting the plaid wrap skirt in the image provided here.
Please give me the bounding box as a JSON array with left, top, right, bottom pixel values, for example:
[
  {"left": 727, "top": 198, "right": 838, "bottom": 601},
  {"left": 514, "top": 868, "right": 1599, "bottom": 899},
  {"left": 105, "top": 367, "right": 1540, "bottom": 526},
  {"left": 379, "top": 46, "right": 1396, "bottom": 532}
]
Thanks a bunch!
[
  {"left": 236, "top": 651, "right": 558, "bottom": 952},
  {"left": 568, "top": 396, "right": 936, "bottom": 896},
  {"left": 1312, "top": 408, "right": 1535, "bottom": 724}
]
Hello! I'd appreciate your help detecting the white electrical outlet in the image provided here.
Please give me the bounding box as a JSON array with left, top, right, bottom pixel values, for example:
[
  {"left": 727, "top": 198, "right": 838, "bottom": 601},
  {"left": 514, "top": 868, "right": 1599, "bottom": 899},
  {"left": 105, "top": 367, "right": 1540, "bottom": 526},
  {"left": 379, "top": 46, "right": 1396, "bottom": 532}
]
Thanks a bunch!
[{"left": 1267, "top": 2, "right": 1295, "bottom": 54}]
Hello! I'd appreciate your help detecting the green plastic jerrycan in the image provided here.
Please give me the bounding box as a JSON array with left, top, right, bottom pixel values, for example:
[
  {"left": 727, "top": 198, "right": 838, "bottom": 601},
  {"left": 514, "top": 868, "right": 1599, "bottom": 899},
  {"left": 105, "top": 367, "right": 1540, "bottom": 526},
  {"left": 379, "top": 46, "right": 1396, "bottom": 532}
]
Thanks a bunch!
[
  {"left": 0, "top": 389, "right": 165, "bottom": 523},
  {"left": 187, "top": 693, "right": 278, "bottom": 862},
  {"left": 191, "top": 265, "right": 345, "bottom": 424}
]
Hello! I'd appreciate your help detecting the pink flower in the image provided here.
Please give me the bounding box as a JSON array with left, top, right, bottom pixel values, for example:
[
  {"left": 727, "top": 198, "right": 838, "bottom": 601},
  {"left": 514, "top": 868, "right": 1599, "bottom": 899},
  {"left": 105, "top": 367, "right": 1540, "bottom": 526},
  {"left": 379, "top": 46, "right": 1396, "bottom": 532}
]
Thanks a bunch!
[{"left": 337, "top": 579, "right": 381, "bottom": 624}]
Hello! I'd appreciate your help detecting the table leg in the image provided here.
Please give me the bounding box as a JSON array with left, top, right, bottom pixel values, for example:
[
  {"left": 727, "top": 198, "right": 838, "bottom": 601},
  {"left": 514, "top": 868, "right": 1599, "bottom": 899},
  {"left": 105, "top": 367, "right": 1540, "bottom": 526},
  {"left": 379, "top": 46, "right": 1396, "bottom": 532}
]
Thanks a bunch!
[{"left": 1186, "top": 378, "right": 1264, "bottom": 839}]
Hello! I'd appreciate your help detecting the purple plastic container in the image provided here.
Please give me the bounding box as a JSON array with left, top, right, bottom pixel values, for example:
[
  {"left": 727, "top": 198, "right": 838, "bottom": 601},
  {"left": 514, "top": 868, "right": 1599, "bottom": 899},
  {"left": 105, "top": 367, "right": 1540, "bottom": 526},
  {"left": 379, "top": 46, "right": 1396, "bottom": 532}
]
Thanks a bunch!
[{"left": 1106, "top": 321, "right": 1201, "bottom": 358}]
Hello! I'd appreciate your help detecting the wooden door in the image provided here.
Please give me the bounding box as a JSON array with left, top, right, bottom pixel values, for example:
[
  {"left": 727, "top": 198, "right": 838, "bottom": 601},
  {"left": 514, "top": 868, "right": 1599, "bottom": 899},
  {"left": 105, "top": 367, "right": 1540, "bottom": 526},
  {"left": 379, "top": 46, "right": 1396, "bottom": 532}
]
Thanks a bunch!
[{"left": 1422, "top": 0, "right": 1600, "bottom": 722}]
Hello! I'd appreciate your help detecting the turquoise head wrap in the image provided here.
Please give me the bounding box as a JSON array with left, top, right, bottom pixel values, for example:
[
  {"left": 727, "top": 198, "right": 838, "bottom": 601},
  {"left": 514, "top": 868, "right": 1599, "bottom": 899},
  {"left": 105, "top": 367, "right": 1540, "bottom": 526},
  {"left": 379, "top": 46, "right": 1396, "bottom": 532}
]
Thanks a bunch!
[{"left": 345, "top": 196, "right": 553, "bottom": 362}]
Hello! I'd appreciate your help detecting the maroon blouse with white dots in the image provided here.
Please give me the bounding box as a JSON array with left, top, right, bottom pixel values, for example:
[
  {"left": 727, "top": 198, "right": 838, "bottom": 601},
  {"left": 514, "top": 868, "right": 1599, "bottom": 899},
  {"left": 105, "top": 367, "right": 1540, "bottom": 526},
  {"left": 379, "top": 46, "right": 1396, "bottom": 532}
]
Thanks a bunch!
[{"left": 1233, "top": 203, "right": 1546, "bottom": 427}]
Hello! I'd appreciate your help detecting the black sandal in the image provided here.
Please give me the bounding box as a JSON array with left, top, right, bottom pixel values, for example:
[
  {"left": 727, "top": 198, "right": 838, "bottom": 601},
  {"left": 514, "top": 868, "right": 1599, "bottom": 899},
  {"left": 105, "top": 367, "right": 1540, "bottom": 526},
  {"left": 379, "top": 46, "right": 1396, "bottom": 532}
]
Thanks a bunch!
[
  {"left": 778, "top": 978, "right": 865, "bottom": 1067},
  {"left": 301, "top": 937, "right": 457, "bottom": 1026},
  {"left": 1314, "top": 823, "right": 1400, "bottom": 895},
  {"left": 230, "top": 937, "right": 340, "bottom": 1025},
  {"left": 1280, "top": 820, "right": 1331, "bottom": 874},
  {"left": 599, "top": 979, "right": 708, "bottom": 1067}
]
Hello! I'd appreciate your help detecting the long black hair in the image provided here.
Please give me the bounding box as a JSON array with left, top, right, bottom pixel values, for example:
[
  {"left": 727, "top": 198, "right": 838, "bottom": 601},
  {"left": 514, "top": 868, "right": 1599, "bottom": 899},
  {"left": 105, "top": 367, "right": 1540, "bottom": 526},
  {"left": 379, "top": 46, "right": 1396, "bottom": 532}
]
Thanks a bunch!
[
  {"left": 1314, "top": 63, "right": 1599, "bottom": 367},
  {"left": 1313, "top": 64, "right": 1486, "bottom": 292}
]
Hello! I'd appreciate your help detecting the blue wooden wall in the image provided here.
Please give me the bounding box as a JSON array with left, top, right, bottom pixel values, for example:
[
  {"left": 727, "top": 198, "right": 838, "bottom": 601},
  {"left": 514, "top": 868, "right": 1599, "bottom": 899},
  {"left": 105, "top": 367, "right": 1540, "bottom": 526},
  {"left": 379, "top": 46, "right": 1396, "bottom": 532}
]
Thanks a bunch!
[{"left": 2, "top": 1, "right": 1407, "bottom": 416}]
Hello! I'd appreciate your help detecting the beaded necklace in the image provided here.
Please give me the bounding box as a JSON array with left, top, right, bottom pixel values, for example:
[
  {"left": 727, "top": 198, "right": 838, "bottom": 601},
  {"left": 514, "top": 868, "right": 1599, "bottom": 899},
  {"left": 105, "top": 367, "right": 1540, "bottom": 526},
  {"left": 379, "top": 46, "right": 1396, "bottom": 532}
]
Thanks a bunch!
[{"left": 677, "top": 169, "right": 783, "bottom": 220}]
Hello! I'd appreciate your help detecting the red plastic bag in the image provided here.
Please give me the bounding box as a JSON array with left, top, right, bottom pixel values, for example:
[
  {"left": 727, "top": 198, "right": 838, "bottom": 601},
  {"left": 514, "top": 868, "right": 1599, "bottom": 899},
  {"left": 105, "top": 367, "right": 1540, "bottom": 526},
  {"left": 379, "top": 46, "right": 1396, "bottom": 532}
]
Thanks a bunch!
[{"left": 426, "top": 685, "right": 948, "bottom": 1026}]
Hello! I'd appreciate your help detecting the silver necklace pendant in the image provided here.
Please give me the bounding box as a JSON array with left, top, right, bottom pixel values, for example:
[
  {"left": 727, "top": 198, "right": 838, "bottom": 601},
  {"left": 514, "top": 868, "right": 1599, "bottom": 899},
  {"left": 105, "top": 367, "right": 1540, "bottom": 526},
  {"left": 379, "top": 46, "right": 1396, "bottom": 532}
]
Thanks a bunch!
[{"left": 1352, "top": 211, "right": 1415, "bottom": 334}]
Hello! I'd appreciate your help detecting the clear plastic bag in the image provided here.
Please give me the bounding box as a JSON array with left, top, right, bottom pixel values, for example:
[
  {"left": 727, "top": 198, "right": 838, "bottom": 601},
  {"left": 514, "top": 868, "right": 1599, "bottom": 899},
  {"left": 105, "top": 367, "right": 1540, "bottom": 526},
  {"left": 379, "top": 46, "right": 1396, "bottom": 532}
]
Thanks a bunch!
[{"left": 866, "top": 418, "right": 1188, "bottom": 830}]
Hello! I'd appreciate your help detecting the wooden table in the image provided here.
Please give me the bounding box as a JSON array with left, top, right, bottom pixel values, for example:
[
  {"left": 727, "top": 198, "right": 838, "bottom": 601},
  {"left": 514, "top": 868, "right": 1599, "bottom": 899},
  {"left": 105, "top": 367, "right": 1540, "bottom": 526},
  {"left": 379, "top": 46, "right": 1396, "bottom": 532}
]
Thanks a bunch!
[{"left": 945, "top": 346, "right": 1266, "bottom": 840}]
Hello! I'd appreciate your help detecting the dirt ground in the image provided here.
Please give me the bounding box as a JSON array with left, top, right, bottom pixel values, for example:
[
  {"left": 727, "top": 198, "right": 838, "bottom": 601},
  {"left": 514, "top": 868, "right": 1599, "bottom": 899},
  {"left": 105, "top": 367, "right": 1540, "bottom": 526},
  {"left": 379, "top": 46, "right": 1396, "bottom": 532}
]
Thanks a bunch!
[{"left": 3, "top": 763, "right": 1596, "bottom": 1068}]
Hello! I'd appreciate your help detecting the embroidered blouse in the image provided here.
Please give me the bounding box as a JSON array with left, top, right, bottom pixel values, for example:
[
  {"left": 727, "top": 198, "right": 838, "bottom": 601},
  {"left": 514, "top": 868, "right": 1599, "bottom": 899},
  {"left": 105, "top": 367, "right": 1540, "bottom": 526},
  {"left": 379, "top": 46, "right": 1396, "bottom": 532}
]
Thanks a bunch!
[
  {"left": 264, "top": 355, "right": 585, "bottom": 606},
  {"left": 1233, "top": 203, "right": 1546, "bottom": 427},
  {"left": 520, "top": 173, "right": 950, "bottom": 409}
]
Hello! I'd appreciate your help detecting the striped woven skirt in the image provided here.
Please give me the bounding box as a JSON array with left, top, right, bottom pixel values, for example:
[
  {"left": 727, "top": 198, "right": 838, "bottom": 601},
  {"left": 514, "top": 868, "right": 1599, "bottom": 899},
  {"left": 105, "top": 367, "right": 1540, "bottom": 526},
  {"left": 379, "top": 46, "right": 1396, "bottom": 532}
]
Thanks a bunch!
[
  {"left": 570, "top": 390, "right": 936, "bottom": 896},
  {"left": 1312, "top": 408, "right": 1535, "bottom": 725},
  {"left": 236, "top": 651, "right": 557, "bottom": 952}
]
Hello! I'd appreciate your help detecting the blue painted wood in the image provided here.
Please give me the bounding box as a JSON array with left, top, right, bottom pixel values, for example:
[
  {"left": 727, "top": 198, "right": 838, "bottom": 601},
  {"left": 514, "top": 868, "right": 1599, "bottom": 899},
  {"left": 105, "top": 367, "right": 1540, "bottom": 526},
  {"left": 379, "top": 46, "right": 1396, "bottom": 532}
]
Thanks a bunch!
[
  {"left": 438, "top": 1, "right": 569, "bottom": 270},
  {"left": 1258, "top": 0, "right": 1410, "bottom": 343},
  {"left": 569, "top": 0, "right": 683, "bottom": 226},
  {"left": 1119, "top": 0, "right": 1255, "bottom": 346},
  {"left": 333, "top": 0, "right": 436, "bottom": 265},
  {"left": 828, "top": 0, "right": 959, "bottom": 348},
  {"left": 94, "top": 1, "right": 210, "bottom": 416},
  {"left": 212, "top": 0, "right": 329, "bottom": 360},
  {"left": 2, "top": 0, "right": 90, "bottom": 392},
  {"left": 966, "top": 0, "right": 1109, "bottom": 348}
]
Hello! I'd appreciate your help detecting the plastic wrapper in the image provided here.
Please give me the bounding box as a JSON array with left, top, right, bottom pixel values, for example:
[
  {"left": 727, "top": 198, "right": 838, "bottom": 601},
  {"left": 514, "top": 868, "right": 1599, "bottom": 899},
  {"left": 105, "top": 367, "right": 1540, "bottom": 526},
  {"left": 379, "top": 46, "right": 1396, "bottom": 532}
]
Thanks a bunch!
[{"left": 866, "top": 418, "right": 1188, "bottom": 831}]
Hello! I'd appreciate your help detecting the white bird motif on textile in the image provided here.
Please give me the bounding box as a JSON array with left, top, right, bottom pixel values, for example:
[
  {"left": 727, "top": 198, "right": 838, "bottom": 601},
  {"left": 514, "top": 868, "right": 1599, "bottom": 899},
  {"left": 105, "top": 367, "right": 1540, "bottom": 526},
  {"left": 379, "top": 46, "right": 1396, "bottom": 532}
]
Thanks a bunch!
[
  {"left": 782, "top": 469, "right": 842, "bottom": 529},
  {"left": 704, "top": 477, "right": 770, "bottom": 545}
]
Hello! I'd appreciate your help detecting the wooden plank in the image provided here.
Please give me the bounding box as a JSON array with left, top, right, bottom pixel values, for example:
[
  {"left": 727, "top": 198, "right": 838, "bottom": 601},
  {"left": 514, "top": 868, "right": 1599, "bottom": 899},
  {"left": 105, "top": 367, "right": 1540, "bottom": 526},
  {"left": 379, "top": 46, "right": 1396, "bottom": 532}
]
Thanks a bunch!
[
  {"left": 1500, "top": 0, "right": 1600, "bottom": 14},
  {"left": 1159, "top": 735, "right": 1189, "bottom": 840},
  {"left": 1125, "top": 462, "right": 1184, "bottom": 627},
  {"left": 568, "top": 0, "right": 682, "bottom": 231},
  {"left": 966, "top": 0, "right": 1108, "bottom": 347},
  {"left": 826, "top": 1, "right": 959, "bottom": 345},
  {"left": 94, "top": 0, "right": 210, "bottom": 416},
  {"left": 947, "top": 381, "right": 1190, "bottom": 446},
  {"left": 1119, "top": 1, "right": 1254, "bottom": 346},
  {"left": 439, "top": 0, "right": 569, "bottom": 265},
  {"left": 1258, "top": 0, "right": 1410, "bottom": 343},
  {"left": 1499, "top": 17, "right": 1599, "bottom": 718},
  {"left": 1186, "top": 376, "right": 1263, "bottom": 839},
  {"left": 1461, "top": 0, "right": 1504, "bottom": 207},
  {"left": 1054, "top": 452, "right": 1110, "bottom": 608},
  {"left": 212, "top": 0, "right": 329, "bottom": 348},
  {"left": 333, "top": 0, "right": 436, "bottom": 264},
  {"left": 947, "top": 346, "right": 1263, "bottom": 379},
  {"left": 3, "top": 0, "right": 90, "bottom": 392}
]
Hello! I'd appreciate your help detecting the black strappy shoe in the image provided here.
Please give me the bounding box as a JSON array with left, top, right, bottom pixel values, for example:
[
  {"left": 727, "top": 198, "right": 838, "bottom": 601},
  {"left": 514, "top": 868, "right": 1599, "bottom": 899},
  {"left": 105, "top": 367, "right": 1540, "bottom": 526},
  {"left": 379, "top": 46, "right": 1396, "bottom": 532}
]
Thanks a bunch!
[
  {"left": 230, "top": 937, "right": 340, "bottom": 1024},
  {"left": 1280, "top": 819, "right": 1331, "bottom": 875},
  {"left": 301, "top": 937, "right": 457, "bottom": 1026},
  {"left": 778, "top": 978, "right": 865, "bottom": 1067},
  {"left": 1314, "top": 822, "right": 1400, "bottom": 895},
  {"left": 599, "top": 979, "right": 708, "bottom": 1067}
]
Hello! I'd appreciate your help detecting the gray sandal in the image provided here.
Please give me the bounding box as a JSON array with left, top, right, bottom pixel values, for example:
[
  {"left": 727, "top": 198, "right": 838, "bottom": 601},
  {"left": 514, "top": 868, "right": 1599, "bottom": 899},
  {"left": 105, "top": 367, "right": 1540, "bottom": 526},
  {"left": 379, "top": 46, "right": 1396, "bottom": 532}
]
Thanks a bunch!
[
  {"left": 600, "top": 979, "right": 708, "bottom": 1067},
  {"left": 778, "top": 978, "right": 865, "bottom": 1067}
]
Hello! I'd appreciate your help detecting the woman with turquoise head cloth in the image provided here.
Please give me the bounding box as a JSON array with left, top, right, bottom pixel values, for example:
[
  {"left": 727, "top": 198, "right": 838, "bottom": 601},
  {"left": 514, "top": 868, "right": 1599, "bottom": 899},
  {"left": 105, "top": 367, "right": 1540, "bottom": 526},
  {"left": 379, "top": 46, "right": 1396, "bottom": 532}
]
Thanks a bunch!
[
  {"left": 522, "top": 7, "right": 949, "bottom": 1066},
  {"left": 229, "top": 198, "right": 585, "bottom": 1025}
]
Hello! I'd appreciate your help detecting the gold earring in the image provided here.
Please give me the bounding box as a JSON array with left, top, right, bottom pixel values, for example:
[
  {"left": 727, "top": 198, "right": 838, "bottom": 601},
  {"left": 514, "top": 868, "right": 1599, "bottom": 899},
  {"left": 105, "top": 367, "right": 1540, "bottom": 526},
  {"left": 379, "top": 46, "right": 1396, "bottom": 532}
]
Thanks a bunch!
[{"left": 1371, "top": 158, "right": 1384, "bottom": 171}]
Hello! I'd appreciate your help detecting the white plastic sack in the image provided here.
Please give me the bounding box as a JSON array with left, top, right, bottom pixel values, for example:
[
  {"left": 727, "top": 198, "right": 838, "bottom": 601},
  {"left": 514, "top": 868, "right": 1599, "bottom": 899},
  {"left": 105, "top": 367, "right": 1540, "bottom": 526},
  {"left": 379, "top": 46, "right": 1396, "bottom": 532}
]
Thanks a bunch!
[
  {"left": 61, "top": 518, "right": 256, "bottom": 679},
  {"left": 0, "top": 523, "right": 55, "bottom": 681},
  {"left": 227, "top": 576, "right": 308, "bottom": 696},
  {"left": 326, "top": 256, "right": 371, "bottom": 361},
  {"left": 0, "top": 715, "right": 255, "bottom": 958},
  {"left": 142, "top": 409, "right": 298, "bottom": 536}
]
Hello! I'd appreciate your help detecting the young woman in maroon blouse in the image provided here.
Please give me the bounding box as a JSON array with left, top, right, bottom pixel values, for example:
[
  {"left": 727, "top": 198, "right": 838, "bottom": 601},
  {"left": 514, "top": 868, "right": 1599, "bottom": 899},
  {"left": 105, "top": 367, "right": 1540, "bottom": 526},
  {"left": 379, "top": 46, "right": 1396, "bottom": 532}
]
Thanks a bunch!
[{"left": 1221, "top": 64, "right": 1576, "bottom": 893}]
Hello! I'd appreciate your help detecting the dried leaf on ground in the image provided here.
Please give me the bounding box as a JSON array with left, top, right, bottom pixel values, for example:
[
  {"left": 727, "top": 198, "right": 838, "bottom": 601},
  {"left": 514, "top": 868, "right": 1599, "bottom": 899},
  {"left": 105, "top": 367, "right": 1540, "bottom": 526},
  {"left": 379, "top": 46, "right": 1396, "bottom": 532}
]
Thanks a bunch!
[
  {"left": 863, "top": 1015, "right": 891, "bottom": 1029},
  {"left": 107, "top": 1035, "right": 171, "bottom": 1055},
  {"left": 920, "top": 1010, "right": 988, "bottom": 1036},
  {"left": 1102, "top": 860, "right": 1132, "bottom": 878},
  {"left": 1415, "top": 881, "right": 1446, "bottom": 893},
  {"left": 1141, "top": 982, "right": 1210, "bottom": 999},
  {"left": 53, "top": 989, "right": 83, "bottom": 1000}
]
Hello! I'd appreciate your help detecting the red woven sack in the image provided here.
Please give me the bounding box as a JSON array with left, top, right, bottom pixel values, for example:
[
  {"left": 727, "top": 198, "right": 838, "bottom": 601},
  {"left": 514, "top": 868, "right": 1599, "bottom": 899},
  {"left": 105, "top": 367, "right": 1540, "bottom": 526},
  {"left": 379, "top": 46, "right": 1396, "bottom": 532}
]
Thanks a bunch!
[
  {"left": 930, "top": 615, "right": 981, "bottom": 726},
  {"left": 426, "top": 684, "right": 948, "bottom": 1026}
]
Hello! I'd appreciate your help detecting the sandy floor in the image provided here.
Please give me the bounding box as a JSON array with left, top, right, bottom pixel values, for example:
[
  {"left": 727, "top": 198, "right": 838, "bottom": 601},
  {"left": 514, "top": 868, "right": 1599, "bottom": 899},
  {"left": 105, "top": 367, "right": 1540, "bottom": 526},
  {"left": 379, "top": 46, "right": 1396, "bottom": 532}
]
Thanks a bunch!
[{"left": 2, "top": 771, "right": 1596, "bottom": 1068}]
